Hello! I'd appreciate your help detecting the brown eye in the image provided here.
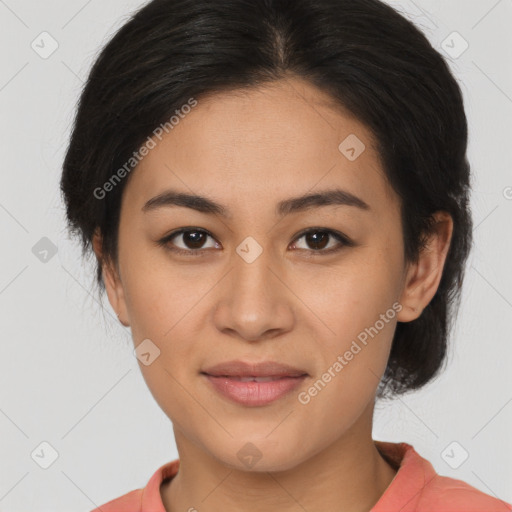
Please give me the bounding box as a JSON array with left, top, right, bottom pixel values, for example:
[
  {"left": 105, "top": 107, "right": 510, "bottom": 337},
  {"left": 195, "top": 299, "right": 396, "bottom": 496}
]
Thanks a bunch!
[
  {"left": 291, "top": 228, "right": 351, "bottom": 254},
  {"left": 159, "top": 228, "right": 219, "bottom": 255},
  {"left": 178, "top": 230, "right": 209, "bottom": 249},
  {"left": 158, "top": 227, "right": 352, "bottom": 258},
  {"left": 304, "top": 231, "right": 330, "bottom": 250}
]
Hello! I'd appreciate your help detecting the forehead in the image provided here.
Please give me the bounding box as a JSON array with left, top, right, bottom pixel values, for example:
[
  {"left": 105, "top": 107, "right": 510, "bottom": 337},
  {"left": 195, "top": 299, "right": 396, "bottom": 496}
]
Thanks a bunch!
[{"left": 123, "top": 77, "right": 398, "bottom": 217}]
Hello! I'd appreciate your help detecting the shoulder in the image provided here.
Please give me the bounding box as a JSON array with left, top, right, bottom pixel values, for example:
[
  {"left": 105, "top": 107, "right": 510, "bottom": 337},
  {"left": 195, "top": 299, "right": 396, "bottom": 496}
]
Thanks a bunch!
[
  {"left": 88, "top": 459, "right": 179, "bottom": 512},
  {"left": 418, "top": 473, "right": 512, "bottom": 512},
  {"left": 373, "top": 441, "right": 511, "bottom": 512},
  {"left": 90, "top": 488, "right": 143, "bottom": 512}
]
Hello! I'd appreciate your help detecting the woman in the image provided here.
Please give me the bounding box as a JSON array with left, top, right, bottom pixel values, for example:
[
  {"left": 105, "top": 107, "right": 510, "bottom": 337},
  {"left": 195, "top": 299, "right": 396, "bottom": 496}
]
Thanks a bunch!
[{"left": 60, "top": 0, "right": 512, "bottom": 510}]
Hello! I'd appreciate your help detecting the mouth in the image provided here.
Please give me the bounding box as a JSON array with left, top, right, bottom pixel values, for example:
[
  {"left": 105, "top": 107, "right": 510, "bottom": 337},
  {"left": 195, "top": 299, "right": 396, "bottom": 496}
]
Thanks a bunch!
[
  {"left": 212, "top": 375, "right": 298, "bottom": 382},
  {"left": 201, "top": 359, "right": 308, "bottom": 378},
  {"left": 200, "top": 360, "right": 308, "bottom": 407},
  {"left": 201, "top": 373, "right": 307, "bottom": 407}
]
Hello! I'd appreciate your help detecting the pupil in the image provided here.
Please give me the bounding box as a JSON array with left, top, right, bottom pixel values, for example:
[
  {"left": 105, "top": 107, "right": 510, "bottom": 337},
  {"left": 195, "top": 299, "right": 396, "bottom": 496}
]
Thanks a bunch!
[
  {"left": 307, "top": 231, "right": 328, "bottom": 250},
  {"left": 181, "top": 231, "right": 331, "bottom": 251},
  {"left": 185, "top": 231, "right": 204, "bottom": 249}
]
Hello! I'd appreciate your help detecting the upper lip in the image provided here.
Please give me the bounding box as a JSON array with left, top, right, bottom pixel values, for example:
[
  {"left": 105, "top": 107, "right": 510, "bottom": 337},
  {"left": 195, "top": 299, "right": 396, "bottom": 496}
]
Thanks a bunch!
[{"left": 201, "top": 360, "right": 308, "bottom": 378}]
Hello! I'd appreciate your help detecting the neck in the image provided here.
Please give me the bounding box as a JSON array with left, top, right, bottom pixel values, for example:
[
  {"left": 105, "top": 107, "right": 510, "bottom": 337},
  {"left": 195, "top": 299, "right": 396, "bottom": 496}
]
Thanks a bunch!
[{"left": 161, "top": 402, "right": 397, "bottom": 512}]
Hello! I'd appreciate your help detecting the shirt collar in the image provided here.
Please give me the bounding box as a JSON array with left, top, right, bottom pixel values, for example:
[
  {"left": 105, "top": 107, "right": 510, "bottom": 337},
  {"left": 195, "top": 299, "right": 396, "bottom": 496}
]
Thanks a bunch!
[{"left": 372, "top": 440, "right": 437, "bottom": 511}]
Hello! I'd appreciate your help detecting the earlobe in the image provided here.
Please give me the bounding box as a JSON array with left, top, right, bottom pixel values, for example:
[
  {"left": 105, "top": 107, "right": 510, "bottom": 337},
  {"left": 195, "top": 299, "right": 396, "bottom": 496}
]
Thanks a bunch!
[
  {"left": 92, "top": 230, "right": 130, "bottom": 327},
  {"left": 397, "top": 211, "right": 453, "bottom": 323}
]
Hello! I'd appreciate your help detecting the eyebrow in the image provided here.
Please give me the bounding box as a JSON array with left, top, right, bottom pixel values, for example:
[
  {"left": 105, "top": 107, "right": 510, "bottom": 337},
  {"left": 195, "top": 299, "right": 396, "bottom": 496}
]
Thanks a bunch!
[{"left": 142, "top": 188, "right": 370, "bottom": 217}]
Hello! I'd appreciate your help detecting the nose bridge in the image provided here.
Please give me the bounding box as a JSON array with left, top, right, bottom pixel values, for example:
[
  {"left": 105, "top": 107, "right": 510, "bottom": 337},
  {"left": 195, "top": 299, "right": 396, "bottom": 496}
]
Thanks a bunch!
[
  {"left": 213, "top": 239, "right": 294, "bottom": 340},
  {"left": 234, "top": 242, "right": 275, "bottom": 301}
]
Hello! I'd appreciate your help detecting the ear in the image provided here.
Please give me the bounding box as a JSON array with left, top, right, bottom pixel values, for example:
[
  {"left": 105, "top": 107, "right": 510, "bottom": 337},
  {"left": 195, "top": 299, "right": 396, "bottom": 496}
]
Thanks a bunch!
[
  {"left": 397, "top": 211, "right": 454, "bottom": 322},
  {"left": 92, "top": 229, "right": 130, "bottom": 327}
]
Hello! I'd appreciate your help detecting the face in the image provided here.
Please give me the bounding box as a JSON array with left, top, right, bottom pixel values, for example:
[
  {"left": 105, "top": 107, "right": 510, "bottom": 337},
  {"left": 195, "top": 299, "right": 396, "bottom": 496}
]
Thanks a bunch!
[{"left": 96, "top": 77, "right": 452, "bottom": 472}]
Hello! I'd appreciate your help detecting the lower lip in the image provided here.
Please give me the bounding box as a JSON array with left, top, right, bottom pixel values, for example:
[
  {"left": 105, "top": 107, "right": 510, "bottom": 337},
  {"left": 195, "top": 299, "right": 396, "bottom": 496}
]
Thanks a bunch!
[{"left": 202, "top": 374, "right": 307, "bottom": 406}]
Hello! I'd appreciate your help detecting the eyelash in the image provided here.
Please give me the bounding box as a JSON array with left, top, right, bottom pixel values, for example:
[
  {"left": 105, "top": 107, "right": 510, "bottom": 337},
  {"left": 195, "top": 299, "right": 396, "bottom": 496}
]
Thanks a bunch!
[{"left": 157, "top": 227, "right": 354, "bottom": 257}]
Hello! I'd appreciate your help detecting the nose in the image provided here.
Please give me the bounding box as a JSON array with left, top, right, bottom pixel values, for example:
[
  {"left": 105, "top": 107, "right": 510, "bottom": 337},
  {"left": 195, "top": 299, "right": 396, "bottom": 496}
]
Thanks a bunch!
[{"left": 212, "top": 249, "right": 295, "bottom": 342}]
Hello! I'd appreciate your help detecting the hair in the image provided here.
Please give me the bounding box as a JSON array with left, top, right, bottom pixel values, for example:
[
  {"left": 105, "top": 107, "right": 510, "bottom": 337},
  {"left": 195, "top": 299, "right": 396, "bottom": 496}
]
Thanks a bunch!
[{"left": 60, "top": 0, "right": 473, "bottom": 400}]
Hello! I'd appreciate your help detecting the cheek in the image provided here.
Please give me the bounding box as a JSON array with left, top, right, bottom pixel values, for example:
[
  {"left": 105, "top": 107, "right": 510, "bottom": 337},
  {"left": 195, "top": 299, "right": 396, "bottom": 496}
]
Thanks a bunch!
[
  {"left": 120, "top": 258, "right": 210, "bottom": 392},
  {"left": 290, "top": 247, "right": 402, "bottom": 411},
  {"left": 294, "top": 288, "right": 398, "bottom": 446},
  {"left": 296, "top": 248, "right": 402, "bottom": 344},
  {"left": 120, "top": 248, "right": 210, "bottom": 340}
]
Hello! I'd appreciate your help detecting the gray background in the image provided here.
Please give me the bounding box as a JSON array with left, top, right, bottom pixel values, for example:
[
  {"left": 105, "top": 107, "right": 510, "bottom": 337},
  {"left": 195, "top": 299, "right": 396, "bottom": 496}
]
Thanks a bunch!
[{"left": 0, "top": 0, "right": 511, "bottom": 510}]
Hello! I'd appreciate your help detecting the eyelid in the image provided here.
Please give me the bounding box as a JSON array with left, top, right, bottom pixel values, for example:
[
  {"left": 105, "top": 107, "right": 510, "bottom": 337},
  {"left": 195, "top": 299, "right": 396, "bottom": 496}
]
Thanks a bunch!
[
  {"left": 158, "top": 227, "right": 353, "bottom": 256},
  {"left": 292, "top": 227, "right": 352, "bottom": 245},
  {"left": 157, "top": 227, "right": 218, "bottom": 256},
  {"left": 290, "top": 227, "right": 353, "bottom": 254}
]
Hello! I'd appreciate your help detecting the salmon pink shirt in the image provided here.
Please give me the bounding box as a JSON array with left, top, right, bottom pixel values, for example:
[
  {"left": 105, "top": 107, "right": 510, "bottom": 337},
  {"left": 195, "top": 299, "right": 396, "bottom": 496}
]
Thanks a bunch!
[{"left": 91, "top": 441, "right": 512, "bottom": 512}]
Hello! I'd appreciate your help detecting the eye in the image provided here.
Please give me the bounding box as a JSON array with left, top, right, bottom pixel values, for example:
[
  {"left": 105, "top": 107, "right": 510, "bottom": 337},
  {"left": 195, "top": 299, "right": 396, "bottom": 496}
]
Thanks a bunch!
[
  {"left": 290, "top": 228, "right": 352, "bottom": 255},
  {"left": 158, "top": 228, "right": 220, "bottom": 256},
  {"left": 158, "top": 227, "right": 353, "bottom": 257}
]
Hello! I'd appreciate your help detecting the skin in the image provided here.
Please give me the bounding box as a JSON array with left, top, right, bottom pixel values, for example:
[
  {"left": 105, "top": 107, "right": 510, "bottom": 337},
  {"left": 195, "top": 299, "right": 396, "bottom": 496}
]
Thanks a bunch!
[{"left": 93, "top": 76, "right": 453, "bottom": 512}]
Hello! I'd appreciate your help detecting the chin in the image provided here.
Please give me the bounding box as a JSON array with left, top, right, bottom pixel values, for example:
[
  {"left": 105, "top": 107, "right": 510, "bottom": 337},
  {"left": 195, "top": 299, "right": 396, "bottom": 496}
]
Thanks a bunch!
[{"left": 209, "top": 436, "right": 310, "bottom": 473}]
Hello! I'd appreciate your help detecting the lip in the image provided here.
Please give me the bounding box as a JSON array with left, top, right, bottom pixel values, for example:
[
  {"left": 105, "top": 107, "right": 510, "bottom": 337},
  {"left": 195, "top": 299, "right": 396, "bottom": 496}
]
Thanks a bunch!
[
  {"left": 201, "top": 360, "right": 308, "bottom": 378},
  {"left": 201, "top": 360, "right": 308, "bottom": 407},
  {"left": 202, "top": 374, "right": 307, "bottom": 406}
]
